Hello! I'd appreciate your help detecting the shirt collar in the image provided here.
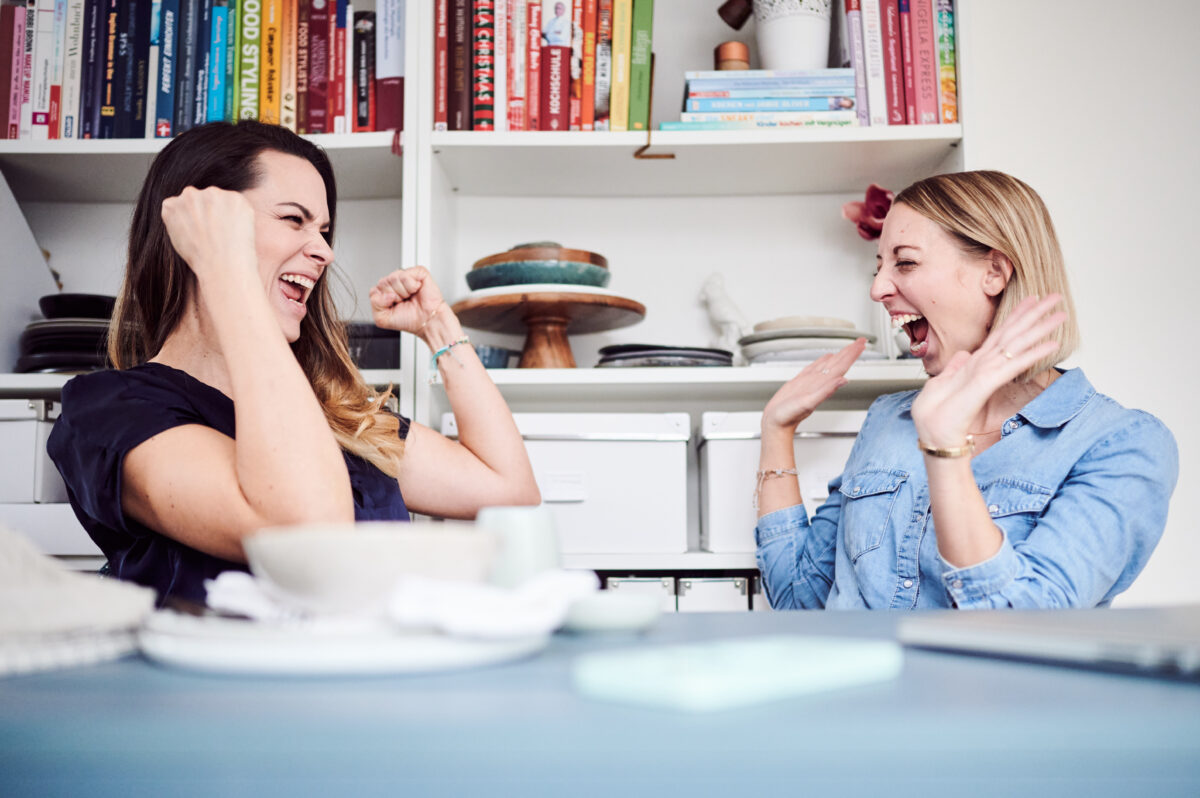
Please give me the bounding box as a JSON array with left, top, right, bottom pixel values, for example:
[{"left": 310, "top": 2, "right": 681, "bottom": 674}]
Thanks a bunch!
[{"left": 897, "top": 367, "right": 1094, "bottom": 430}]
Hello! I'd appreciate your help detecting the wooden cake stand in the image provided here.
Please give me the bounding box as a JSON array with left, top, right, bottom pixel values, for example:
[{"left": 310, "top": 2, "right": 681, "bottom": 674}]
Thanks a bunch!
[{"left": 451, "top": 289, "right": 647, "bottom": 368}]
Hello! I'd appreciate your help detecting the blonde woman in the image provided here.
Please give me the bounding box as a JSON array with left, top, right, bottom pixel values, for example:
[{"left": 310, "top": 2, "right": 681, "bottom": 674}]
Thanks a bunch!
[
  {"left": 756, "top": 171, "right": 1177, "bottom": 609},
  {"left": 48, "top": 122, "right": 539, "bottom": 604}
]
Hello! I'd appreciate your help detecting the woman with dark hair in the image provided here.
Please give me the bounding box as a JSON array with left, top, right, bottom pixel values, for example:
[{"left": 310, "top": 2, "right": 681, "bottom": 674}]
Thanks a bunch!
[
  {"left": 754, "top": 170, "right": 1177, "bottom": 609},
  {"left": 48, "top": 121, "right": 540, "bottom": 604}
]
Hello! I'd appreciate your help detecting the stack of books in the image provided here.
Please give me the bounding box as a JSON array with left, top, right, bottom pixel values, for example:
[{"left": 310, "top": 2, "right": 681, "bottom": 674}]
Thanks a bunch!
[
  {"left": 0, "top": 0, "right": 405, "bottom": 140},
  {"left": 433, "top": 0, "right": 655, "bottom": 133},
  {"left": 663, "top": 68, "right": 859, "bottom": 131}
]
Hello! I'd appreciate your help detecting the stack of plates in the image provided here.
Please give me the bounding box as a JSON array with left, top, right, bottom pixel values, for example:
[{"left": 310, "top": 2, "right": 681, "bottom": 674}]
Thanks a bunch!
[
  {"left": 16, "top": 318, "right": 110, "bottom": 373},
  {"left": 466, "top": 242, "right": 610, "bottom": 291},
  {"left": 596, "top": 344, "right": 732, "bottom": 368},
  {"left": 739, "top": 316, "right": 879, "bottom": 364}
]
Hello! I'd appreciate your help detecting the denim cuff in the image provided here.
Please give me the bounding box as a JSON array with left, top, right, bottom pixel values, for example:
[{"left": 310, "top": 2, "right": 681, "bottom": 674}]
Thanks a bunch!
[
  {"left": 938, "top": 528, "right": 1020, "bottom": 609},
  {"left": 754, "top": 503, "right": 809, "bottom": 546}
]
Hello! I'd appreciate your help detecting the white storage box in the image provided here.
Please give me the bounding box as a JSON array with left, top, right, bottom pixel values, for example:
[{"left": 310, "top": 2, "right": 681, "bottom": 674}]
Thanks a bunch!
[
  {"left": 698, "top": 410, "right": 866, "bottom": 553},
  {"left": 0, "top": 400, "right": 68, "bottom": 504},
  {"left": 0, "top": 502, "right": 99, "bottom": 556},
  {"left": 677, "top": 577, "right": 750, "bottom": 612},
  {"left": 605, "top": 576, "right": 677, "bottom": 612},
  {"left": 441, "top": 412, "right": 690, "bottom": 555}
]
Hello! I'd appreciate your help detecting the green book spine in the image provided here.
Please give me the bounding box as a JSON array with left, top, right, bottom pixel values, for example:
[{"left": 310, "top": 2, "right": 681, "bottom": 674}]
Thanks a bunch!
[
  {"left": 627, "top": 0, "right": 652, "bottom": 130},
  {"left": 225, "top": 0, "right": 237, "bottom": 118},
  {"left": 236, "top": 0, "right": 259, "bottom": 118}
]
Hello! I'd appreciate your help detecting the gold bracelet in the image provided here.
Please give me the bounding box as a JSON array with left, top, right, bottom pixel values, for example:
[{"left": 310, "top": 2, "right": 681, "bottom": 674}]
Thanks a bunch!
[
  {"left": 753, "top": 467, "right": 798, "bottom": 511},
  {"left": 917, "top": 435, "right": 975, "bottom": 458},
  {"left": 418, "top": 300, "right": 446, "bottom": 333}
]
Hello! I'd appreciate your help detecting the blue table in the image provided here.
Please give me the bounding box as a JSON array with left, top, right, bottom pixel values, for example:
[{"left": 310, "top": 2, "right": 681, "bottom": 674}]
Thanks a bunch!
[{"left": 3, "top": 610, "right": 1199, "bottom": 797}]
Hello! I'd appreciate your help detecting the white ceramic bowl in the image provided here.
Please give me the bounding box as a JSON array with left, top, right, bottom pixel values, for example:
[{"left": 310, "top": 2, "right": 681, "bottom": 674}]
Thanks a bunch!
[{"left": 243, "top": 521, "right": 498, "bottom": 612}]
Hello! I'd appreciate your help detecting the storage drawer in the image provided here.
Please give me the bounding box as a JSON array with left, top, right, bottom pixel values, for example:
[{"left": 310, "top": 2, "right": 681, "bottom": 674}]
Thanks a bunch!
[
  {"left": 604, "top": 576, "right": 677, "bottom": 612},
  {"left": 677, "top": 577, "right": 750, "bottom": 612},
  {"left": 0, "top": 502, "right": 100, "bottom": 556},
  {"left": 0, "top": 400, "right": 68, "bottom": 504},
  {"left": 698, "top": 410, "right": 865, "bottom": 553},
  {"left": 442, "top": 412, "right": 690, "bottom": 554}
]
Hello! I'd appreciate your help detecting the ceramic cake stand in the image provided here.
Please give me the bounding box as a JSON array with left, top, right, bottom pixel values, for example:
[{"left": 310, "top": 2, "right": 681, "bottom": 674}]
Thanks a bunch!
[{"left": 451, "top": 288, "right": 646, "bottom": 368}]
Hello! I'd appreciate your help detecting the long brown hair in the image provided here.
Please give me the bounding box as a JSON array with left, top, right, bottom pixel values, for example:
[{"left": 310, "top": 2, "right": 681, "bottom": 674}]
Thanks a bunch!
[
  {"left": 112, "top": 121, "right": 405, "bottom": 475},
  {"left": 894, "top": 170, "right": 1080, "bottom": 381}
]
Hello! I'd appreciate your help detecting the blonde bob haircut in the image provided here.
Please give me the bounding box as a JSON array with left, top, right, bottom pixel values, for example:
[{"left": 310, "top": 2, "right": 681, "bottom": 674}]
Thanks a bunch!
[{"left": 893, "top": 170, "right": 1080, "bottom": 382}]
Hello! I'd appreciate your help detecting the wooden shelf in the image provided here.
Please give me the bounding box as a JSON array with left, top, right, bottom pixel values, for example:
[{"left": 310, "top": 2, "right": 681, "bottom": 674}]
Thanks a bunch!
[
  {"left": 430, "top": 126, "right": 962, "bottom": 197},
  {"left": 0, "top": 132, "right": 403, "bottom": 202}
]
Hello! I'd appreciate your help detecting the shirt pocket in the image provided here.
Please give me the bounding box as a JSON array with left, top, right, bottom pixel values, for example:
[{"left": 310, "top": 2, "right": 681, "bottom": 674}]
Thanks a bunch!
[
  {"left": 978, "top": 478, "right": 1053, "bottom": 537},
  {"left": 838, "top": 468, "right": 908, "bottom": 562}
]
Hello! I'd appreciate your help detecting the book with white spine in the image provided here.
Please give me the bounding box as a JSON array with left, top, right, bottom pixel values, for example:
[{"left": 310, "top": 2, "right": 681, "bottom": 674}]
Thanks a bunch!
[
  {"left": 859, "top": 0, "right": 887, "bottom": 125},
  {"left": 59, "top": 0, "right": 84, "bottom": 137}
]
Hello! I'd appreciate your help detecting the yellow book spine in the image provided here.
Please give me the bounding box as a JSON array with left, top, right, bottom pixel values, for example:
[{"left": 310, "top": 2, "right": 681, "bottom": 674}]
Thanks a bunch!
[
  {"left": 280, "top": 0, "right": 297, "bottom": 130},
  {"left": 260, "top": 0, "right": 283, "bottom": 124},
  {"left": 609, "top": 0, "right": 631, "bottom": 132}
]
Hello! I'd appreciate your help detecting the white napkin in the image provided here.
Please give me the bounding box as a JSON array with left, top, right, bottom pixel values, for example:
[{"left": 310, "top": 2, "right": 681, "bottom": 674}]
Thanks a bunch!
[
  {"left": 0, "top": 525, "right": 155, "bottom": 677},
  {"left": 205, "top": 569, "right": 599, "bottom": 640}
]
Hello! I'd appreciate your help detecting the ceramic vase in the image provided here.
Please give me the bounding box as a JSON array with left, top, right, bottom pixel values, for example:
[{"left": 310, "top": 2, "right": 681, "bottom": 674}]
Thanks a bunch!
[{"left": 753, "top": 0, "right": 832, "bottom": 71}]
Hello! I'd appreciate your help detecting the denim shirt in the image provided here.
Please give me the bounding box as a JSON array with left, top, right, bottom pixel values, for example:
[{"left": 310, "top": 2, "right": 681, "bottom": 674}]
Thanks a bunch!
[{"left": 755, "top": 368, "right": 1178, "bottom": 610}]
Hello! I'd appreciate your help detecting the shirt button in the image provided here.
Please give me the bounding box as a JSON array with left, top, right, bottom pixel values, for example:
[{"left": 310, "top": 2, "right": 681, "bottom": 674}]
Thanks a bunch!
[
  {"left": 852, "top": 487, "right": 861, "bottom": 495},
  {"left": 952, "top": 579, "right": 964, "bottom": 589},
  {"left": 903, "top": 579, "right": 913, "bottom": 588},
  {"left": 988, "top": 504, "right": 999, "bottom": 514}
]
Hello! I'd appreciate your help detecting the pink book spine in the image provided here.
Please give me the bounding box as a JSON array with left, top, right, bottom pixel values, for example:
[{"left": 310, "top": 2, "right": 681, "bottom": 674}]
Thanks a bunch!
[
  {"left": 844, "top": 0, "right": 868, "bottom": 127},
  {"left": 898, "top": 0, "right": 915, "bottom": 124},
  {"left": 7, "top": 6, "right": 24, "bottom": 138},
  {"left": 506, "top": 0, "right": 525, "bottom": 130},
  {"left": 524, "top": 0, "right": 539, "bottom": 130},
  {"left": 910, "top": 0, "right": 937, "bottom": 123},
  {"left": 880, "top": 0, "right": 904, "bottom": 124}
]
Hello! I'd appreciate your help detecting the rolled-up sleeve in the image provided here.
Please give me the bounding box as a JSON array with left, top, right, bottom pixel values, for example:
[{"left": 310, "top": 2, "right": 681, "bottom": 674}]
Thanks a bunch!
[
  {"left": 755, "top": 482, "right": 844, "bottom": 609},
  {"left": 940, "top": 415, "right": 1179, "bottom": 609}
]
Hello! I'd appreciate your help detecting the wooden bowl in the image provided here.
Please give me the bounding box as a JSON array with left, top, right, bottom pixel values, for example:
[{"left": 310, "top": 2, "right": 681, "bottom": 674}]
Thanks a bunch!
[{"left": 472, "top": 244, "right": 608, "bottom": 271}]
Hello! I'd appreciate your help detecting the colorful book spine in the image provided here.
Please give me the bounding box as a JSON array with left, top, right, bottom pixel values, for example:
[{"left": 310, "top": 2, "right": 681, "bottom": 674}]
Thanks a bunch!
[
  {"left": 898, "top": 0, "right": 914, "bottom": 124},
  {"left": 566, "top": 0, "right": 579, "bottom": 128},
  {"left": 280, "top": 0, "right": 296, "bottom": 130},
  {"left": 131, "top": 0, "right": 151, "bottom": 136},
  {"left": 207, "top": 0, "right": 227, "bottom": 120},
  {"left": 0, "top": 4, "right": 20, "bottom": 139},
  {"left": 683, "top": 76, "right": 856, "bottom": 93},
  {"left": 660, "top": 117, "right": 857, "bottom": 130},
  {"left": 626, "top": 0, "right": 649, "bottom": 130},
  {"left": 880, "top": 0, "right": 903, "bottom": 124},
  {"left": 679, "top": 110, "right": 857, "bottom": 123},
  {"left": 607, "top": 0, "right": 628, "bottom": 131},
  {"left": 193, "top": 0, "right": 212, "bottom": 128},
  {"left": 258, "top": 0, "right": 279, "bottom": 122},
  {"left": 154, "top": 0, "right": 177, "bottom": 134},
  {"left": 591, "top": 0, "right": 609, "bottom": 129},
  {"left": 235, "top": 0, "right": 258, "bottom": 119},
  {"left": 60, "top": 0, "right": 84, "bottom": 137},
  {"left": 843, "top": 0, "right": 867, "bottom": 126},
  {"left": 222, "top": 0, "right": 236, "bottom": 119},
  {"left": 505, "top": 0, "right": 524, "bottom": 130},
  {"left": 144, "top": 0, "right": 159, "bottom": 132},
  {"left": 351, "top": 8, "right": 372, "bottom": 129},
  {"left": 19, "top": 0, "right": 35, "bottom": 138},
  {"left": 523, "top": 0, "right": 537, "bottom": 129},
  {"left": 28, "top": 0, "right": 55, "bottom": 138},
  {"left": 48, "top": 0, "right": 65, "bottom": 137},
  {"left": 307, "top": 0, "right": 329, "bottom": 131},
  {"left": 374, "top": 0, "right": 402, "bottom": 130},
  {"left": 331, "top": 0, "right": 346, "bottom": 130},
  {"left": 447, "top": 0, "right": 468, "bottom": 129},
  {"left": 471, "top": 0, "right": 492, "bottom": 129},
  {"left": 689, "top": 87, "right": 855, "bottom": 99},
  {"left": 686, "top": 96, "right": 855, "bottom": 112},
  {"left": 578, "top": 0, "right": 594, "bottom": 129},
  {"left": 97, "top": 0, "right": 118, "bottom": 138},
  {"left": 858, "top": 0, "right": 886, "bottom": 125},
  {"left": 909, "top": 0, "right": 935, "bottom": 123},
  {"left": 173, "top": 0, "right": 197, "bottom": 132},
  {"left": 490, "top": 0, "right": 504, "bottom": 130},
  {"left": 934, "top": 0, "right": 955, "bottom": 122},
  {"left": 537, "top": 35, "right": 565, "bottom": 129},
  {"left": 433, "top": 0, "right": 446, "bottom": 129},
  {"left": 683, "top": 67, "right": 854, "bottom": 81}
]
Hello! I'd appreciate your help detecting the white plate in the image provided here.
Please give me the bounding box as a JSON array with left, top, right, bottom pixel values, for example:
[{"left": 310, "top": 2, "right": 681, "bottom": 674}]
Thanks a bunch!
[
  {"left": 457, "top": 283, "right": 624, "bottom": 301},
  {"left": 747, "top": 349, "right": 888, "bottom": 364},
  {"left": 738, "top": 327, "right": 876, "bottom": 347},
  {"left": 752, "top": 315, "right": 856, "bottom": 333},
  {"left": 742, "top": 337, "right": 882, "bottom": 360},
  {"left": 138, "top": 611, "right": 549, "bottom": 676}
]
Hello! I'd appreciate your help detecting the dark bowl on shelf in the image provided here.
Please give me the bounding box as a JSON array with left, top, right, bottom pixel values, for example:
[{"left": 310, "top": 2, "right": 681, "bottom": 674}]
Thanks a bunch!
[
  {"left": 38, "top": 293, "right": 117, "bottom": 320},
  {"left": 465, "top": 261, "right": 612, "bottom": 291},
  {"left": 346, "top": 323, "right": 400, "bottom": 369}
]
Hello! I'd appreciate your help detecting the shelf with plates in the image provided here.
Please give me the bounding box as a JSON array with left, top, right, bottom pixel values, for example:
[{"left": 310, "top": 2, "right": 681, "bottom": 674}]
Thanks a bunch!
[
  {"left": 0, "top": 131, "right": 404, "bottom": 202},
  {"left": 429, "top": 126, "right": 962, "bottom": 198}
]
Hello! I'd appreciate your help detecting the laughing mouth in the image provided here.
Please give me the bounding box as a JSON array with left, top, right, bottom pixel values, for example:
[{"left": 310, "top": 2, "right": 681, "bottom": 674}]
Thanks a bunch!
[
  {"left": 891, "top": 313, "right": 930, "bottom": 357},
  {"left": 280, "top": 273, "right": 316, "bottom": 306}
]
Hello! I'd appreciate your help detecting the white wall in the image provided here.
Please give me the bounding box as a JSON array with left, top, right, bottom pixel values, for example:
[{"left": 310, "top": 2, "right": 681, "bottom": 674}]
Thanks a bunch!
[{"left": 960, "top": 2, "right": 1200, "bottom": 605}]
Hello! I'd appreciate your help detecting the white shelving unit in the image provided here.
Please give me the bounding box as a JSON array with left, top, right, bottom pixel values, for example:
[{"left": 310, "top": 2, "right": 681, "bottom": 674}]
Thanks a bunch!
[{"left": 1, "top": 0, "right": 969, "bottom": 574}]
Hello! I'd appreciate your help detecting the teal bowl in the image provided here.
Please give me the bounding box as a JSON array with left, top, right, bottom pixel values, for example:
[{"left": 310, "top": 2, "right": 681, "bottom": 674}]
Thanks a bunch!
[{"left": 466, "top": 260, "right": 612, "bottom": 291}]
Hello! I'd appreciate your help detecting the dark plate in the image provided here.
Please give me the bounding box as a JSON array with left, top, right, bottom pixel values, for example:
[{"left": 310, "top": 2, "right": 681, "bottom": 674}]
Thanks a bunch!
[
  {"left": 38, "top": 293, "right": 116, "bottom": 320},
  {"left": 15, "top": 351, "right": 108, "bottom": 373},
  {"left": 596, "top": 356, "right": 731, "bottom": 368},
  {"left": 598, "top": 343, "right": 733, "bottom": 358}
]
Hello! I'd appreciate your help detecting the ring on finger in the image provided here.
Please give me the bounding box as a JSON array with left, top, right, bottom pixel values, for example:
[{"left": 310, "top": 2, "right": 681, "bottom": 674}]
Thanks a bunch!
[
  {"left": 1002, "top": 349, "right": 1014, "bottom": 360},
  {"left": 820, "top": 368, "right": 830, "bottom": 374}
]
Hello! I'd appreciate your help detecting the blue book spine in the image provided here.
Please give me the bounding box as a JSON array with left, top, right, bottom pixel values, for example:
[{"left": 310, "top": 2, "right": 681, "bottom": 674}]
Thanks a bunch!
[
  {"left": 206, "top": 0, "right": 226, "bottom": 120},
  {"left": 686, "top": 97, "right": 857, "bottom": 113},
  {"left": 687, "top": 87, "right": 857, "bottom": 99},
  {"left": 192, "top": 0, "right": 210, "bottom": 126},
  {"left": 686, "top": 76, "right": 857, "bottom": 93},
  {"left": 155, "top": 0, "right": 179, "bottom": 135}
]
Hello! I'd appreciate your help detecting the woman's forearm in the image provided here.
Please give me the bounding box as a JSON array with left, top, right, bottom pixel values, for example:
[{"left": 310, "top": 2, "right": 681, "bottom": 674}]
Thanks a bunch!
[
  {"left": 198, "top": 265, "right": 354, "bottom": 524},
  {"left": 924, "top": 455, "right": 1003, "bottom": 567},
  {"left": 756, "top": 424, "right": 802, "bottom": 518}
]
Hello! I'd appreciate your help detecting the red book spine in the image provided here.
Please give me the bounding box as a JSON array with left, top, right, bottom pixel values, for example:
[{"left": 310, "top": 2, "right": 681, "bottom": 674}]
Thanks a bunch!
[
  {"left": 472, "top": 0, "right": 494, "bottom": 129},
  {"left": 524, "top": 0, "right": 538, "bottom": 130},
  {"left": 332, "top": 1, "right": 346, "bottom": 131},
  {"left": 434, "top": 0, "right": 447, "bottom": 129},
  {"left": 307, "top": 0, "right": 329, "bottom": 132},
  {"left": 0, "top": 4, "right": 17, "bottom": 139},
  {"left": 910, "top": 0, "right": 937, "bottom": 123},
  {"left": 567, "top": 0, "right": 580, "bottom": 129},
  {"left": 579, "top": 0, "right": 595, "bottom": 130},
  {"left": 538, "top": 42, "right": 566, "bottom": 129},
  {"left": 898, "top": 0, "right": 915, "bottom": 124},
  {"left": 505, "top": 0, "right": 524, "bottom": 129},
  {"left": 880, "top": 0, "right": 904, "bottom": 124}
]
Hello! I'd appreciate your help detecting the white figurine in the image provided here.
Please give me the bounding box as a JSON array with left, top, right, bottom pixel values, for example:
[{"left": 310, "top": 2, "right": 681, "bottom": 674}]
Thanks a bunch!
[{"left": 699, "top": 273, "right": 750, "bottom": 355}]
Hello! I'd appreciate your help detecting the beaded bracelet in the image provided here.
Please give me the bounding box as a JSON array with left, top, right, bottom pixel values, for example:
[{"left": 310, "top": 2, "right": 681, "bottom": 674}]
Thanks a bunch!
[
  {"left": 428, "top": 336, "right": 471, "bottom": 384},
  {"left": 753, "top": 467, "right": 799, "bottom": 511}
]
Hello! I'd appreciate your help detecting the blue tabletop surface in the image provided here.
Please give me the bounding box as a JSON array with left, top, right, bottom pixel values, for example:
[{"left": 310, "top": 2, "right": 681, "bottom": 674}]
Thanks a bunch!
[{"left": 2, "top": 610, "right": 1199, "bottom": 797}]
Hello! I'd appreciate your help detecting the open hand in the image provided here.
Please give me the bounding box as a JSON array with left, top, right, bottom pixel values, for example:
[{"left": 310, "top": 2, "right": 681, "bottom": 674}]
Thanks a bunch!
[
  {"left": 369, "top": 266, "right": 447, "bottom": 335},
  {"left": 911, "top": 294, "right": 1067, "bottom": 447},
  {"left": 160, "top": 186, "right": 257, "bottom": 281},
  {"left": 762, "top": 338, "right": 867, "bottom": 433}
]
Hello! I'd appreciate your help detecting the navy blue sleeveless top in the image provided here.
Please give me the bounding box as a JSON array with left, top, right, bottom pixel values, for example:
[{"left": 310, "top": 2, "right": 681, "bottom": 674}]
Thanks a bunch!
[{"left": 47, "top": 362, "right": 411, "bottom": 605}]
